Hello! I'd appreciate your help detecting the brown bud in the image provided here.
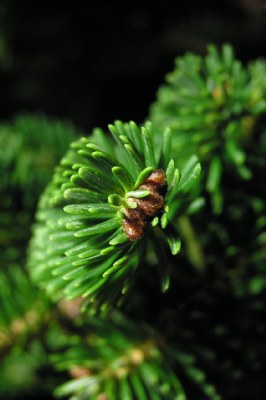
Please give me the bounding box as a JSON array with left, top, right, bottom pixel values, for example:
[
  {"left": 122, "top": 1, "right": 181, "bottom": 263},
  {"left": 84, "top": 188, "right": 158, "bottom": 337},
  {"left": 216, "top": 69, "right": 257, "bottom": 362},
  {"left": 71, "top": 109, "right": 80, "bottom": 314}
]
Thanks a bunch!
[
  {"left": 122, "top": 212, "right": 146, "bottom": 241},
  {"left": 143, "top": 169, "right": 166, "bottom": 193},
  {"left": 132, "top": 185, "right": 164, "bottom": 217},
  {"left": 123, "top": 169, "right": 166, "bottom": 241},
  {"left": 70, "top": 365, "right": 92, "bottom": 378}
]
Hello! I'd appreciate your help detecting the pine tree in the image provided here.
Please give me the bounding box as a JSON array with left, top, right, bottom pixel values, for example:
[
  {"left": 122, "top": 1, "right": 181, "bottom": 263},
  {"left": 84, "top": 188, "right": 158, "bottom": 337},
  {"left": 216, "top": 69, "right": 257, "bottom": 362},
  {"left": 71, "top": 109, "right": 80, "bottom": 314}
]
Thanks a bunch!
[{"left": 1, "top": 45, "right": 266, "bottom": 400}]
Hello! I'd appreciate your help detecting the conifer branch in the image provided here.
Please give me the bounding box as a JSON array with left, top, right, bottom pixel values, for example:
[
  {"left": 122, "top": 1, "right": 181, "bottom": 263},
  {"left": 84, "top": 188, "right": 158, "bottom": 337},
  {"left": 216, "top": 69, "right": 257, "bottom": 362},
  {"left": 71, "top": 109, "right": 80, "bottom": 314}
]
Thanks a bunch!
[{"left": 28, "top": 122, "right": 201, "bottom": 312}]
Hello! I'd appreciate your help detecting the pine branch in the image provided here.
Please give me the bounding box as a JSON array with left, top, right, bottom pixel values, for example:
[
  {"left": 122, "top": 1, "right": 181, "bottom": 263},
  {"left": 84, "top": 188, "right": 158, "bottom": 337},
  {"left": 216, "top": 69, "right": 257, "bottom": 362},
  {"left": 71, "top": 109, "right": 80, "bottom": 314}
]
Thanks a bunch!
[
  {"left": 27, "top": 122, "right": 202, "bottom": 312},
  {"left": 0, "top": 113, "right": 77, "bottom": 208},
  {"left": 52, "top": 312, "right": 220, "bottom": 400},
  {"left": 149, "top": 44, "right": 266, "bottom": 214},
  {"left": 0, "top": 266, "right": 49, "bottom": 357},
  {"left": 2, "top": 45, "right": 266, "bottom": 400}
]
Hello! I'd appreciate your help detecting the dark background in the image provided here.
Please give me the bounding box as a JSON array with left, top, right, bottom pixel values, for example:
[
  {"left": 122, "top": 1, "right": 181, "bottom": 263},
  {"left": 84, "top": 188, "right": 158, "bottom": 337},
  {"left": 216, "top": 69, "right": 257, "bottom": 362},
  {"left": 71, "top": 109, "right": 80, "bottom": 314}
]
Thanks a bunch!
[
  {"left": 0, "top": 0, "right": 265, "bottom": 132},
  {"left": 0, "top": 2, "right": 266, "bottom": 399}
]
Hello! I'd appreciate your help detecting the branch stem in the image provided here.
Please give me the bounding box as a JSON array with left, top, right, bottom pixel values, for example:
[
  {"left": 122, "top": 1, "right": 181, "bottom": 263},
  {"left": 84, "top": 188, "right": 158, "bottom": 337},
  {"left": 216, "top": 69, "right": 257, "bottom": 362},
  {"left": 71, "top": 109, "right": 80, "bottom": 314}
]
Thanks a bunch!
[{"left": 178, "top": 216, "right": 206, "bottom": 272}]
